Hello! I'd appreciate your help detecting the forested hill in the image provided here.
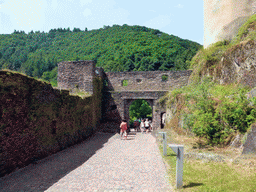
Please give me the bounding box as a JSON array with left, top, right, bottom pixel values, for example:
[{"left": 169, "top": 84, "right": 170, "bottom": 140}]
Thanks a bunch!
[{"left": 0, "top": 24, "right": 202, "bottom": 86}]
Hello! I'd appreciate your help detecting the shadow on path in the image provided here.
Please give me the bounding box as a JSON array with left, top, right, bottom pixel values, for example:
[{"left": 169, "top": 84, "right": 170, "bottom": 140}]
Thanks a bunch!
[{"left": 0, "top": 132, "right": 116, "bottom": 192}]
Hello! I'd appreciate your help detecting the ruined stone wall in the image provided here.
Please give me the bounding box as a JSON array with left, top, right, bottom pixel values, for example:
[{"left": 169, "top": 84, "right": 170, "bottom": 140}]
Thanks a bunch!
[
  {"left": 204, "top": 0, "right": 256, "bottom": 48},
  {"left": 105, "top": 70, "right": 192, "bottom": 92},
  {"left": 57, "top": 60, "right": 96, "bottom": 94},
  {"left": 0, "top": 70, "right": 103, "bottom": 177},
  {"left": 101, "top": 70, "right": 192, "bottom": 130},
  {"left": 57, "top": 60, "right": 192, "bottom": 131}
]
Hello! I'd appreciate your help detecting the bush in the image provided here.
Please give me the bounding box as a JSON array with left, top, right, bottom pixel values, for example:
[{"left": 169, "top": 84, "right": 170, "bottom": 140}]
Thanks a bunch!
[{"left": 168, "top": 78, "right": 256, "bottom": 145}]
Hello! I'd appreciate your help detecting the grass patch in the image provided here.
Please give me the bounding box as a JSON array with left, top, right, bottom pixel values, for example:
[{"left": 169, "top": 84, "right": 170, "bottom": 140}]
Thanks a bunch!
[
  {"left": 69, "top": 89, "right": 91, "bottom": 99},
  {"left": 156, "top": 129, "right": 256, "bottom": 191},
  {"left": 233, "top": 14, "right": 256, "bottom": 43}
]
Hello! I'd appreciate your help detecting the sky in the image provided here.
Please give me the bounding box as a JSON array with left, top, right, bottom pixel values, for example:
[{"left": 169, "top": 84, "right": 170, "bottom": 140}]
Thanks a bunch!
[{"left": 0, "top": 0, "right": 204, "bottom": 45}]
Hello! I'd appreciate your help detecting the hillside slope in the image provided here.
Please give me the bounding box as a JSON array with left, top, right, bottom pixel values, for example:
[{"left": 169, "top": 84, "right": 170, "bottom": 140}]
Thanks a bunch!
[
  {"left": 190, "top": 14, "right": 256, "bottom": 88},
  {"left": 0, "top": 25, "right": 201, "bottom": 86},
  {"left": 163, "top": 14, "right": 256, "bottom": 149}
]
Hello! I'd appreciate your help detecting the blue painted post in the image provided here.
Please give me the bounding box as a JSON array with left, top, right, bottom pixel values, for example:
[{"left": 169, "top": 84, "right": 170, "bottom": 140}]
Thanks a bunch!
[{"left": 168, "top": 144, "right": 184, "bottom": 189}]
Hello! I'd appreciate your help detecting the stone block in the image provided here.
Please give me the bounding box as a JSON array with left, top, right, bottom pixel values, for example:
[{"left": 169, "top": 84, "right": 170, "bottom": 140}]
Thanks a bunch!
[{"left": 242, "top": 123, "right": 256, "bottom": 154}]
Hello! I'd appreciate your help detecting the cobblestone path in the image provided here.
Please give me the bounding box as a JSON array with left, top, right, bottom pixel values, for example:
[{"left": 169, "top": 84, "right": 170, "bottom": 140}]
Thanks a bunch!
[{"left": 0, "top": 131, "right": 172, "bottom": 192}]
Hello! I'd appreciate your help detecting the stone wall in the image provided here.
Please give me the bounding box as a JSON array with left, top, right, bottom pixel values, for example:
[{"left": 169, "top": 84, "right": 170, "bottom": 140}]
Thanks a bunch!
[
  {"left": 204, "top": 0, "right": 256, "bottom": 48},
  {"left": 105, "top": 70, "right": 192, "bottom": 92},
  {"left": 0, "top": 70, "right": 103, "bottom": 177},
  {"left": 57, "top": 60, "right": 96, "bottom": 94},
  {"left": 57, "top": 60, "right": 192, "bottom": 131},
  {"left": 107, "top": 91, "right": 167, "bottom": 129}
]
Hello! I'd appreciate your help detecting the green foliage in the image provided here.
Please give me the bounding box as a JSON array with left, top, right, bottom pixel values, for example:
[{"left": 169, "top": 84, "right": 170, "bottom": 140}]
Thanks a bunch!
[
  {"left": 122, "top": 79, "right": 128, "bottom": 86},
  {"left": 191, "top": 14, "right": 256, "bottom": 75},
  {"left": 201, "top": 40, "right": 229, "bottom": 67},
  {"left": 0, "top": 25, "right": 201, "bottom": 84},
  {"left": 167, "top": 78, "right": 256, "bottom": 145},
  {"left": 234, "top": 14, "right": 256, "bottom": 43},
  {"left": 129, "top": 99, "right": 152, "bottom": 122},
  {"left": 161, "top": 75, "right": 168, "bottom": 81}
]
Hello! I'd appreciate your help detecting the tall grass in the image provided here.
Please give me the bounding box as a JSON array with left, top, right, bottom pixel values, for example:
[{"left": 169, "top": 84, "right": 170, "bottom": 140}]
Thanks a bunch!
[{"left": 156, "top": 130, "right": 256, "bottom": 191}]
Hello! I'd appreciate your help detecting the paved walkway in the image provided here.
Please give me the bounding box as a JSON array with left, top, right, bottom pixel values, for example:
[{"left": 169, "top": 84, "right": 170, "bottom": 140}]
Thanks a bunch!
[{"left": 0, "top": 130, "right": 172, "bottom": 192}]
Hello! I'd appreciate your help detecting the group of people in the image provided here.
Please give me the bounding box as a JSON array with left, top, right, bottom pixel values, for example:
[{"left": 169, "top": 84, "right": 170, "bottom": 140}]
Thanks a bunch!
[
  {"left": 119, "top": 118, "right": 152, "bottom": 140},
  {"left": 139, "top": 119, "right": 152, "bottom": 134}
]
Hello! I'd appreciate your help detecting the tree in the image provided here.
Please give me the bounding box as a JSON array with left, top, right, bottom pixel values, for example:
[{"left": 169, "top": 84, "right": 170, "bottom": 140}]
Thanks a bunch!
[
  {"left": 73, "top": 27, "right": 81, "bottom": 32},
  {"left": 0, "top": 24, "right": 201, "bottom": 79},
  {"left": 129, "top": 99, "right": 152, "bottom": 121}
]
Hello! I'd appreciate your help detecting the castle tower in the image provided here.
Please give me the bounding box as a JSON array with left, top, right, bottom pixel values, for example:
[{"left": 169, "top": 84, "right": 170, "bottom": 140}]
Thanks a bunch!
[
  {"left": 57, "top": 60, "right": 96, "bottom": 94},
  {"left": 204, "top": 0, "right": 256, "bottom": 48}
]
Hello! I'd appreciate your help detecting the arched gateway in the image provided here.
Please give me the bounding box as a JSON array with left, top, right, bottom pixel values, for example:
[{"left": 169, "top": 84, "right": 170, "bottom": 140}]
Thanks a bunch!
[{"left": 57, "top": 60, "right": 192, "bottom": 131}]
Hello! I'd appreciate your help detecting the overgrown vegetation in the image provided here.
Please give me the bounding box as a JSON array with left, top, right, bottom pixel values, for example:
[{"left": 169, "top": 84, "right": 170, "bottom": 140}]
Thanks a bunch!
[
  {"left": 189, "top": 14, "right": 256, "bottom": 83},
  {"left": 164, "top": 77, "right": 256, "bottom": 145},
  {"left": 0, "top": 25, "right": 201, "bottom": 87},
  {"left": 161, "top": 74, "right": 168, "bottom": 81},
  {"left": 233, "top": 14, "right": 256, "bottom": 43},
  {"left": 122, "top": 80, "right": 128, "bottom": 86},
  {"left": 163, "top": 14, "right": 256, "bottom": 146}
]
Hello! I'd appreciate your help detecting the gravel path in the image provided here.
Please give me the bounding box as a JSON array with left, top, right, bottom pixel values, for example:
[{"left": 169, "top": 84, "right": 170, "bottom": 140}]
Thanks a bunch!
[{"left": 0, "top": 131, "right": 172, "bottom": 192}]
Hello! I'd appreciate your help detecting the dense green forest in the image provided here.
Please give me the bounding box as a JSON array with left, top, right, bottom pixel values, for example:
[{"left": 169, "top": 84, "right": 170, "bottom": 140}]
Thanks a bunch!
[{"left": 0, "top": 24, "right": 201, "bottom": 86}]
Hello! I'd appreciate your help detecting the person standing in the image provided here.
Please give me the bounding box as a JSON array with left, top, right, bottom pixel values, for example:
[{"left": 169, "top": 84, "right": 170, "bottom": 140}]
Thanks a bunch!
[
  {"left": 140, "top": 119, "right": 145, "bottom": 133},
  {"left": 144, "top": 119, "right": 150, "bottom": 134},
  {"left": 120, "top": 119, "right": 128, "bottom": 140},
  {"left": 149, "top": 120, "right": 153, "bottom": 132}
]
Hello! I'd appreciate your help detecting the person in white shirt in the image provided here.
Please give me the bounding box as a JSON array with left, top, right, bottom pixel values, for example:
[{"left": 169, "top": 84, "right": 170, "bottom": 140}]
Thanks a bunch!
[
  {"left": 140, "top": 119, "right": 145, "bottom": 133},
  {"left": 144, "top": 119, "right": 150, "bottom": 133}
]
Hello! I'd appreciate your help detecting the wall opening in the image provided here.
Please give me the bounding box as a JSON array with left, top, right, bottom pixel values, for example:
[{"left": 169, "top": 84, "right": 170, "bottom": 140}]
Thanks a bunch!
[
  {"left": 161, "top": 75, "right": 168, "bottom": 81},
  {"left": 129, "top": 99, "right": 152, "bottom": 128},
  {"left": 161, "top": 112, "right": 166, "bottom": 129},
  {"left": 110, "top": 105, "right": 117, "bottom": 111},
  {"left": 122, "top": 80, "right": 128, "bottom": 86}
]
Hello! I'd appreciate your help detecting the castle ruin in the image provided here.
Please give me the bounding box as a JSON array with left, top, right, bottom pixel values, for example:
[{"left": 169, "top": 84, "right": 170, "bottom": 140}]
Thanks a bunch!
[{"left": 57, "top": 61, "right": 192, "bottom": 131}]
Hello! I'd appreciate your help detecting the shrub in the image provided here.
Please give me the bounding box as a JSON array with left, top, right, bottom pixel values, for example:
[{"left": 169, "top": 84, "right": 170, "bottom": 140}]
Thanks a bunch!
[
  {"left": 122, "top": 80, "right": 128, "bottom": 86},
  {"left": 167, "top": 77, "right": 256, "bottom": 145},
  {"left": 161, "top": 75, "right": 168, "bottom": 81}
]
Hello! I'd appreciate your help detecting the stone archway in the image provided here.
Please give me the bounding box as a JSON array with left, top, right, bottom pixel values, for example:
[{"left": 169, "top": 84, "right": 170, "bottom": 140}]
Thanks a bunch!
[
  {"left": 119, "top": 97, "right": 163, "bottom": 130},
  {"left": 57, "top": 60, "right": 192, "bottom": 132},
  {"left": 124, "top": 99, "right": 154, "bottom": 126}
]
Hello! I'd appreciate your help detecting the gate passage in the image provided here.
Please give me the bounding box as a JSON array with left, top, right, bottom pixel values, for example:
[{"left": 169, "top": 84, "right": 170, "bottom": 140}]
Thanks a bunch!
[{"left": 57, "top": 60, "right": 192, "bottom": 130}]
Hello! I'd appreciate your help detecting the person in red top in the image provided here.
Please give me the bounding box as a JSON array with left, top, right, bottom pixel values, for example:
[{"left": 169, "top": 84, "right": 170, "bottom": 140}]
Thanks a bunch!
[{"left": 120, "top": 119, "right": 128, "bottom": 140}]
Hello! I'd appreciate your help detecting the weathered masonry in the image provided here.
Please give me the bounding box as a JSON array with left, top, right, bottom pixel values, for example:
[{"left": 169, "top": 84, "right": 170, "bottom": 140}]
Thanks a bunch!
[
  {"left": 57, "top": 60, "right": 96, "bottom": 94},
  {"left": 57, "top": 61, "right": 192, "bottom": 131}
]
